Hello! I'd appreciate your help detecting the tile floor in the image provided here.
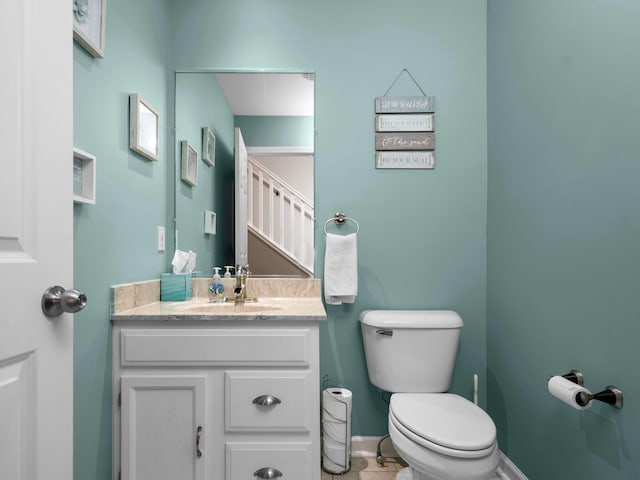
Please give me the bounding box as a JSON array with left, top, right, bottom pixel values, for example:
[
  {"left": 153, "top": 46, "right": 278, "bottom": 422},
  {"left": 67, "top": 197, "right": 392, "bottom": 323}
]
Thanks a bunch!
[
  {"left": 321, "top": 456, "right": 407, "bottom": 480},
  {"left": 321, "top": 457, "right": 502, "bottom": 480}
]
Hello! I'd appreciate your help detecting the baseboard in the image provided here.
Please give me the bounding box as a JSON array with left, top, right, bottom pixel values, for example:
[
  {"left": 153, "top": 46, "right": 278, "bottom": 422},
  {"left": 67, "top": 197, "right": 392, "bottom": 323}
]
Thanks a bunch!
[
  {"left": 497, "top": 450, "right": 528, "bottom": 480},
  {"left": 350, "top": 436, "right": 397, "bottom": 458}
]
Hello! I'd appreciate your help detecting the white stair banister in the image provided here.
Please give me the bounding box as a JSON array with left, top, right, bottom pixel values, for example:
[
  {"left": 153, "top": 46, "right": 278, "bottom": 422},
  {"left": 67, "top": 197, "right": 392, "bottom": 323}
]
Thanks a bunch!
[{"left": 247, "top": 156, "right": 314, "bottom": 274}]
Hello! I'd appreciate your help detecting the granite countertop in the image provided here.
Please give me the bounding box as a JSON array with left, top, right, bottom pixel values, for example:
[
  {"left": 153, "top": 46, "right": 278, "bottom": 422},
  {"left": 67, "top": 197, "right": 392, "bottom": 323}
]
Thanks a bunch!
[{"left": 111, "top": 277, "right": 327, "bottom": 322}]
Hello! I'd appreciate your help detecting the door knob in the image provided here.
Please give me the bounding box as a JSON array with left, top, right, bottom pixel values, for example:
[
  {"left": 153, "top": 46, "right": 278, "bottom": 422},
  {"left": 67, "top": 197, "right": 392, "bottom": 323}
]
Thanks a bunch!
[{"left": 41, "top": 286, "right": 87, "bottom": 317}]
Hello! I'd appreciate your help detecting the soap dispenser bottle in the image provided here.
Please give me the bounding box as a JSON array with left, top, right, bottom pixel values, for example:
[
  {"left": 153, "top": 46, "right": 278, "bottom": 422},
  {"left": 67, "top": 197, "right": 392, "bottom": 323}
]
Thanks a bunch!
[
  {"left": 208, "top": 267, "right": 224, "bottom": 303},
  {"left": 224, "top": 266, "right": 233, "bottom": 278}
]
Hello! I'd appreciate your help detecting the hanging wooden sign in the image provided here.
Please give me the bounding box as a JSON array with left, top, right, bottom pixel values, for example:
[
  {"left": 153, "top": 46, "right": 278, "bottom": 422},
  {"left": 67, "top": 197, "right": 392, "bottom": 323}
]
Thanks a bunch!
[
  {"left": 376, "top": 151, "right": 435, "bottom": 169},
  {"left": 374, "top": 82, "right": 436, "bottom": 169},
  {"left": 375, "top": 132, "right": 435, "bottom": 151},
  {"left": 375, "top": 113, "right": 434, "bottom": 132},
  {"left": 375, "top": 96, "right": 435, "bottom": 113}
]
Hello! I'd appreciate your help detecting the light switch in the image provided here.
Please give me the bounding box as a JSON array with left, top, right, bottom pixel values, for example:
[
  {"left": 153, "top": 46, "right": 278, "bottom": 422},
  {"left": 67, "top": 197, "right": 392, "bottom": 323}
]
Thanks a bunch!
[{"left": 157, "top": 226, "right": 165, "bottom": 251}]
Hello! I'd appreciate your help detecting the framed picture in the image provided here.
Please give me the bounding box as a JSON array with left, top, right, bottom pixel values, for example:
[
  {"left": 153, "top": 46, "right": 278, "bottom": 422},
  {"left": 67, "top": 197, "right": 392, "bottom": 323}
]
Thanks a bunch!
[
  {"left": 181, "top": 141, "right": 198, "bottom": 187},
  {"left": 204, "top": 211, "right": 217, "bottom": 235},
  {"left": 73, "top": 147, "right": 96, "bottom": 205},
  {"left": 73, "top": 0, "right": 107, "bottom": 58},
  {"left": 129, "top": 94, "right": 159, "bottom": 161},
  {"left": 202, "top": 127, "right": 216, "bottom": 166}
]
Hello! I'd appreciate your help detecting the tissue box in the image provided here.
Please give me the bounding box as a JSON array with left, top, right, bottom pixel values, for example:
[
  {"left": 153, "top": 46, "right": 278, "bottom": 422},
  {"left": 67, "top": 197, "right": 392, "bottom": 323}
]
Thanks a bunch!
[{"left": 161, "top": 273, "right": 192, "bottom": 301}]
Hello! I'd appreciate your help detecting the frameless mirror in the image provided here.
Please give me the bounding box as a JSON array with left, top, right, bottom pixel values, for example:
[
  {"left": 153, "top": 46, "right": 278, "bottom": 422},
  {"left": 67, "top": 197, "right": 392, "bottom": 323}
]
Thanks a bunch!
[{"left": 174, "top": 71, "right": 314, "bottom": 278}]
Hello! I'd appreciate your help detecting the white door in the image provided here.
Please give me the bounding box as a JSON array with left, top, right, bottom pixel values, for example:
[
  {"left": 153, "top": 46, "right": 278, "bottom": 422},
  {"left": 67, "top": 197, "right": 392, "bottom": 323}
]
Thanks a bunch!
[
  {"left": 0, "top": 1, "right": 74, "bottom": 479},
  {"left": 234, "top": 128, "right": 248, "bottom": 267}
]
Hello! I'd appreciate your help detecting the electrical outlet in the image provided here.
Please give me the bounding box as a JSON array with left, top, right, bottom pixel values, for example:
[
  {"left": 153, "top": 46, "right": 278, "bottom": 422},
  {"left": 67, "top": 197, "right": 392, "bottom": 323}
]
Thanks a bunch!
[{"left": 157, "top": 226, "right": 165, "bottom": 251}]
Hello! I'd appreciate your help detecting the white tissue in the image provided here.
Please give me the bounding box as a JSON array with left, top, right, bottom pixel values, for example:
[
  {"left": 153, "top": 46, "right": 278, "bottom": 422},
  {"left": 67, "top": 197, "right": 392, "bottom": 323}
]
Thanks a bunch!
[
  {"left": 185, "top": 250, "right": 196, "bottom": 273},
  {"left": 171, "top": 249, "right": 197, "bottom": 274}
]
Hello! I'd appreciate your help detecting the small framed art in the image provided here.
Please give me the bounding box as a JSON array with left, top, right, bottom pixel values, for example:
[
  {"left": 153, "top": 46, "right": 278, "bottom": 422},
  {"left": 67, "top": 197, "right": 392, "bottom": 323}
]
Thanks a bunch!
[
  {"left": 129, "top": 94, "right": 159, "bottom": 161},
  {"left": 73, "top": 147, "right": 96, "bottom": 204},
  {"left": 204, "top": 211, "right": 217, "bottom": 235},
  {"left": 73, "top": 0, "right": 107, "bottom": 58},
  {"left": 181, "top": 141, "right": 198, "bottom": 187},
  {"left": 202, "top": 127, "right": 216, "bottom": 166}
]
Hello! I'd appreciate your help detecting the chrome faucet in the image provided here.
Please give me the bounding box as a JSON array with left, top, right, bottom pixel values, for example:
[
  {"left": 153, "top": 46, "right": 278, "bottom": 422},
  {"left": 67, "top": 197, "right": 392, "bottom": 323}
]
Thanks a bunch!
[{"left": 233, "top": 264, "right": 250, "bottom": 301}]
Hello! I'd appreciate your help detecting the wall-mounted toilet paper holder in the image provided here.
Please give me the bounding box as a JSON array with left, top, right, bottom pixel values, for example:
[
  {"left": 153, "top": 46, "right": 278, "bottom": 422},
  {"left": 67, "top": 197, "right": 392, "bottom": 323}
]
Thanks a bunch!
[
  {"left": 556, "top": 370, "right": 623, "bottom": 409},
  {"left": 561, "top": 369, "right": 584, "bottom": 386}
]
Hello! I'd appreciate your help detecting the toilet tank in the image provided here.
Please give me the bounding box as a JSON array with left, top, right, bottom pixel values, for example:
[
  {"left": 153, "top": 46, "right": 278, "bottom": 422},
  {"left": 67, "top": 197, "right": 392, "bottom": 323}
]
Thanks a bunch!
[{"left": 359, "top": 310, "right": 463, "bottom": 393}]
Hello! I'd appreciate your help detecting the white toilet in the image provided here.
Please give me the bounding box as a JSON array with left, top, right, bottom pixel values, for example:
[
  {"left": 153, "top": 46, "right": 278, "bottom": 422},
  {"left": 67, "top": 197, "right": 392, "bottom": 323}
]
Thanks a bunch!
[{"left": 360, "top": 310, "right": 500, "bottom": 480}]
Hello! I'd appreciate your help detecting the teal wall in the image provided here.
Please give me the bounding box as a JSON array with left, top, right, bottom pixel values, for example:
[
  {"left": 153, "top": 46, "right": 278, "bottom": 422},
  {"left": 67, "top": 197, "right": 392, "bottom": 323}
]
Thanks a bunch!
[
  {"left": 170, "top": 0, "right": 488, "bottom": 437},
  {"left": 74, "top": 2, "right": 640, "bottom": 480},
  {"left": 175, "top": 72, "right": 235, "bottom": 271},
  {"left": 487, "top": 1, "right": 640, "bottom": 478},
  {"left": 235, "top": 115, "right": 314, "bottom": 147},
  {"left": 73, "top": 0, "right": 172, "bottom": 478},
  {"left": 75, "top": 2, "right": 488, "bottom": 480}
]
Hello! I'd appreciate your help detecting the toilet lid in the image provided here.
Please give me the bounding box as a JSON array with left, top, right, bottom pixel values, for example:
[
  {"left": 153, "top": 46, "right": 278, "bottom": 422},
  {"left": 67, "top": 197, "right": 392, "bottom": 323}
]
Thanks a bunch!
[{"left": 390, "top": 394, "right": 496, "bottom": 452}]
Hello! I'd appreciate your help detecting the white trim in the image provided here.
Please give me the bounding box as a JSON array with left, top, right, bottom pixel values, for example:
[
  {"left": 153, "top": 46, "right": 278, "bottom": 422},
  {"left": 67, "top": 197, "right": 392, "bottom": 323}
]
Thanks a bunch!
[
  {"left": 497, "top": 451, "right": 528, "bottom": 480},
  {"left": 350, "top": 436, "right": 397, "bottom": 458},
  {"left": 247, "top": 146, "right": 313, "bottom": 156}
]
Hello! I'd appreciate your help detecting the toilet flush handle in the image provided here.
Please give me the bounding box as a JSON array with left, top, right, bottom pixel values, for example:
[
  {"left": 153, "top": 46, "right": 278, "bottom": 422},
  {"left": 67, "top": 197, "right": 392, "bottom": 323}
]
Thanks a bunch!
[{"left": 376, "top": 329, "right": 393, "bottom": 337}]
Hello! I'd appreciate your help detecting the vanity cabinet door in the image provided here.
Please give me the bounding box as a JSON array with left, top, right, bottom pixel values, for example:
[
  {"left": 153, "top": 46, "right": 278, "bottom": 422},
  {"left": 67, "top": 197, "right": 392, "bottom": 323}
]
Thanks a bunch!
[{"left": 120, "top": 375, "right": 207, "bottom": 480}]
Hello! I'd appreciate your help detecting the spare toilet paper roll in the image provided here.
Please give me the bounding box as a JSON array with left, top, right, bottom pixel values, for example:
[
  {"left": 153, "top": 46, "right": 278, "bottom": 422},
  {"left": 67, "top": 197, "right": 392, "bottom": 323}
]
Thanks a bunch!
[
  {"left": 322, "top": 388, "right": 352, "bottom": 473},
  {"left": 547, "top": 375, "right": 592, "bottom": 410},
  {"left": 322, "top": 388, "right": 352, "bottom": 422}
]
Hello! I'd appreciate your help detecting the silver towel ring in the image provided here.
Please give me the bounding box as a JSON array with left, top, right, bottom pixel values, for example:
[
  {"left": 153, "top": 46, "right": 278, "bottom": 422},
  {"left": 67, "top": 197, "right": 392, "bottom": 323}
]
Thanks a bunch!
[{"left": 323, "top": 212, "right": 360, "bottom": 235}]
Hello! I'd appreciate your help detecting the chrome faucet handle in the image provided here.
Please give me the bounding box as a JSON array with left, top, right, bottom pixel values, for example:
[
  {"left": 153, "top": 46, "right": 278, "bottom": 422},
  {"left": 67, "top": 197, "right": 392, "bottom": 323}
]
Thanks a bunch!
[{"left": 236, "top": 264, "right": 250, "bottom": 276}]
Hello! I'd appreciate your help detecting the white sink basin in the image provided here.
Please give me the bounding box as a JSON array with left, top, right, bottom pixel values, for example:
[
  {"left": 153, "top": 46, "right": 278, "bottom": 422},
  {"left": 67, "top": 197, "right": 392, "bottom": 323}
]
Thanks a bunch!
[{"left": 175, "top": 301, "right": 282, "bottom": 314}]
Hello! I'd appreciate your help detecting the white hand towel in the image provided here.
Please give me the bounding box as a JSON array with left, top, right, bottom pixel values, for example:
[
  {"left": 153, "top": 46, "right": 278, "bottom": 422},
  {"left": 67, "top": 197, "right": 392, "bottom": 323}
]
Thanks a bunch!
[{"left": 324, "top": 232, "right": 358, "bottom": 305}]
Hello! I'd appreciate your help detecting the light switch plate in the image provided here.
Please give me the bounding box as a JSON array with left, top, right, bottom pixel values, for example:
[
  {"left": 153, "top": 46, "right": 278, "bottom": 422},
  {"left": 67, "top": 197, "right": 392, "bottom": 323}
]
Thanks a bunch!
[{"left": 157, "top": 226, "right": 165, "bottom": 251}]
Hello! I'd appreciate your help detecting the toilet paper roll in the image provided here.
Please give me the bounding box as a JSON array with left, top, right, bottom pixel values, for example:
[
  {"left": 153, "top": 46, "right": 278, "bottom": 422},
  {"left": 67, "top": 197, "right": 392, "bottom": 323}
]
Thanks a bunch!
[
  {"left": 322, "top": 388, "right": 352, "bottom": 474},
  {"left": 548, "top": 375, "right": 592, "bottom": 410},
  {"left": 322, "top": 388, "right": 352, "bottom": 422}
]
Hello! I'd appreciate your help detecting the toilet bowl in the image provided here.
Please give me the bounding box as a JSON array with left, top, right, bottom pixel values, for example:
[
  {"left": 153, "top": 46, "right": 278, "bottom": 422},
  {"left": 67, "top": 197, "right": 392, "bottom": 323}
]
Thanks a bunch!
[
  {"left": 388, "top": 393, "right": 499, "bottom": 480},
  {"left": 359, "top": 310, "right": 500, "bottom": 480}
]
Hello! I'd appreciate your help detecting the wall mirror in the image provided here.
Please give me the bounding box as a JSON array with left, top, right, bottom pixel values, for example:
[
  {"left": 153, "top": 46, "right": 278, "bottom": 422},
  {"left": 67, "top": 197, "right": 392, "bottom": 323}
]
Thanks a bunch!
[{"left": 174, "top": 71, "right": 315, "bottom": 278}]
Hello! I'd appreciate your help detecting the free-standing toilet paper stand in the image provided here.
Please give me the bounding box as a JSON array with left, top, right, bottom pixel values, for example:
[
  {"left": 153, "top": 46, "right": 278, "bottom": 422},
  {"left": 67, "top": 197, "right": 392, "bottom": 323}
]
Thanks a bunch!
[{"left": 556, "top": 370, "right": 623, "bottom": 408}]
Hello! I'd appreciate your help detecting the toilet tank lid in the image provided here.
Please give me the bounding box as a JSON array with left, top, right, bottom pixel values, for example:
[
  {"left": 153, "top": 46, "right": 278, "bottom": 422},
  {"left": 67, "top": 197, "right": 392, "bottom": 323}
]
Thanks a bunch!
[{"left": 359, "top": 310, "right": 463, "bottom": 329}]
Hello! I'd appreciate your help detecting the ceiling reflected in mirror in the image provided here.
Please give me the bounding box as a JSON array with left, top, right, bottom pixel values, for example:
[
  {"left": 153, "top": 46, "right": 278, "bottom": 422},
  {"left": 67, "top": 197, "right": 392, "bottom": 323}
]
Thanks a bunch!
[{"left": 216, "top": 73, "right": 314, "bottom": 116}]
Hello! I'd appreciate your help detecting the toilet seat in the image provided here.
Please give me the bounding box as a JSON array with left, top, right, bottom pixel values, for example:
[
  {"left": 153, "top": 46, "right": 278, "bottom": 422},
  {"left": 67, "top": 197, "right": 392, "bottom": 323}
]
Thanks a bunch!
[{"left": 389, "top": 393, "right": 496, "bottom": 459}]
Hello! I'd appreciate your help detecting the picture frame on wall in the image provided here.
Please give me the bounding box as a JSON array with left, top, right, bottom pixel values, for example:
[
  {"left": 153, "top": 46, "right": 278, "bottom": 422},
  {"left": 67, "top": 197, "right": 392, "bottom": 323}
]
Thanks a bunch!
[
  {"left": 73, "top": 147, "right": 96, "bottom": 205},
  {"left": 73, "top": 0, "right": 107, "bottom": 58},
  {"left": 129, "top": 94, "right": 159, "bottom": 161},
  {"left": 181, "top": 141, "right": 198, "bottom": 187},
  {"left": 202, "top": 127, "right": 216, "bottom": 166}
]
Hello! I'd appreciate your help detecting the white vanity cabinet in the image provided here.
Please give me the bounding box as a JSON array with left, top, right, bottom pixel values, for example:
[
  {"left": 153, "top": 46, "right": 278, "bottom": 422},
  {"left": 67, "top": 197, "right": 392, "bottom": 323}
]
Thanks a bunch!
[{"left": 112, "top": 320, "right": 321, "bottom": 480}]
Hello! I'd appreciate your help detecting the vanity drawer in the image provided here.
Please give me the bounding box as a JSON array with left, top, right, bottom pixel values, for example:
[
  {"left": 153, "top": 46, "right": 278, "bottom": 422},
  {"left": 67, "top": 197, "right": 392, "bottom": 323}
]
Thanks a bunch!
[
  {"left": 225, "top": 442, "right": 312, "bottom": 480},
  {"left": 119, "top": 328, "right": 312, "bottom": 366},
  {"left": 225, "top": 371, "right": 311, "bottom": 432}
]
